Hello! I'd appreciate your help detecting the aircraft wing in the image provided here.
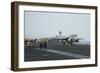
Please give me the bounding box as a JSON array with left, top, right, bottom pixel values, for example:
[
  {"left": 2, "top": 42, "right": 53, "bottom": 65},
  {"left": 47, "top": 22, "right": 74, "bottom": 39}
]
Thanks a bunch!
[{"left": 48, "top": 37, "right": 69, "bottom": 41}]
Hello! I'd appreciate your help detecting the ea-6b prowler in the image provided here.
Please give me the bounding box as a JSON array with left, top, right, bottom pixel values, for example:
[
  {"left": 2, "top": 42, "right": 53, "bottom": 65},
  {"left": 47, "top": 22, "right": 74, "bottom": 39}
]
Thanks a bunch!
[{"left": 49, "top": 34, "right": 83, "bottom": 46}]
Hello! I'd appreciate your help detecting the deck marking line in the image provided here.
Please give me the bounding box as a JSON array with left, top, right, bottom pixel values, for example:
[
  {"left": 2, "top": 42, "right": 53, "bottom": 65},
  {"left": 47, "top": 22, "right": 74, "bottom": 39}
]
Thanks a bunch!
[{"left": 36, "top": 48, "right": 89, "bottom": 59}]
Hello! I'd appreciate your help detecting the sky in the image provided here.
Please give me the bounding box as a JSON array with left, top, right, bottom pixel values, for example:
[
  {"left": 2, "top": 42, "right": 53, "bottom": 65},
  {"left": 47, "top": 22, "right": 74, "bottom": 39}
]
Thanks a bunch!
[{"left": 24, "top": 11, "right": 90, "bottom": 41}]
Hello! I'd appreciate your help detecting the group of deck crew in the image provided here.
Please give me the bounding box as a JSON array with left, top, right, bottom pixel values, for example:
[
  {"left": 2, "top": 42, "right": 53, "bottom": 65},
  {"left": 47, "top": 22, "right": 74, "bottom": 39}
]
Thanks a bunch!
[{"left": 24, "top": 38, "right": 48, "bottom": 50}]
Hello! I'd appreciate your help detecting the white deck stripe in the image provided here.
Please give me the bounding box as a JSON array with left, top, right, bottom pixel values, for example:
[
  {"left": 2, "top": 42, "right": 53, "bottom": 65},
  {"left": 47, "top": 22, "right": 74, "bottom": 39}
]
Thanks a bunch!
[{"left": 36, "top": 48, "right": 89, "bottom": 59}]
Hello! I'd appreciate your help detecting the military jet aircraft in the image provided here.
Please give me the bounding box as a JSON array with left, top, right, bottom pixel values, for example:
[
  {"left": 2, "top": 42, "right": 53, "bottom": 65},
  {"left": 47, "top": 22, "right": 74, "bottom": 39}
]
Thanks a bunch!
[{"left": 49, "top": 34, "right": 82, "bottom": 46}]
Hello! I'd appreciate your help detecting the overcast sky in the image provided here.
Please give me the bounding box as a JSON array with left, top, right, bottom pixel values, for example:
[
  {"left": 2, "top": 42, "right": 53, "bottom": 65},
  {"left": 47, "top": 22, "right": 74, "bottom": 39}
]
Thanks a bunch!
[{"left": 24, "top": 11, "right": 90, "bottom": 41}]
